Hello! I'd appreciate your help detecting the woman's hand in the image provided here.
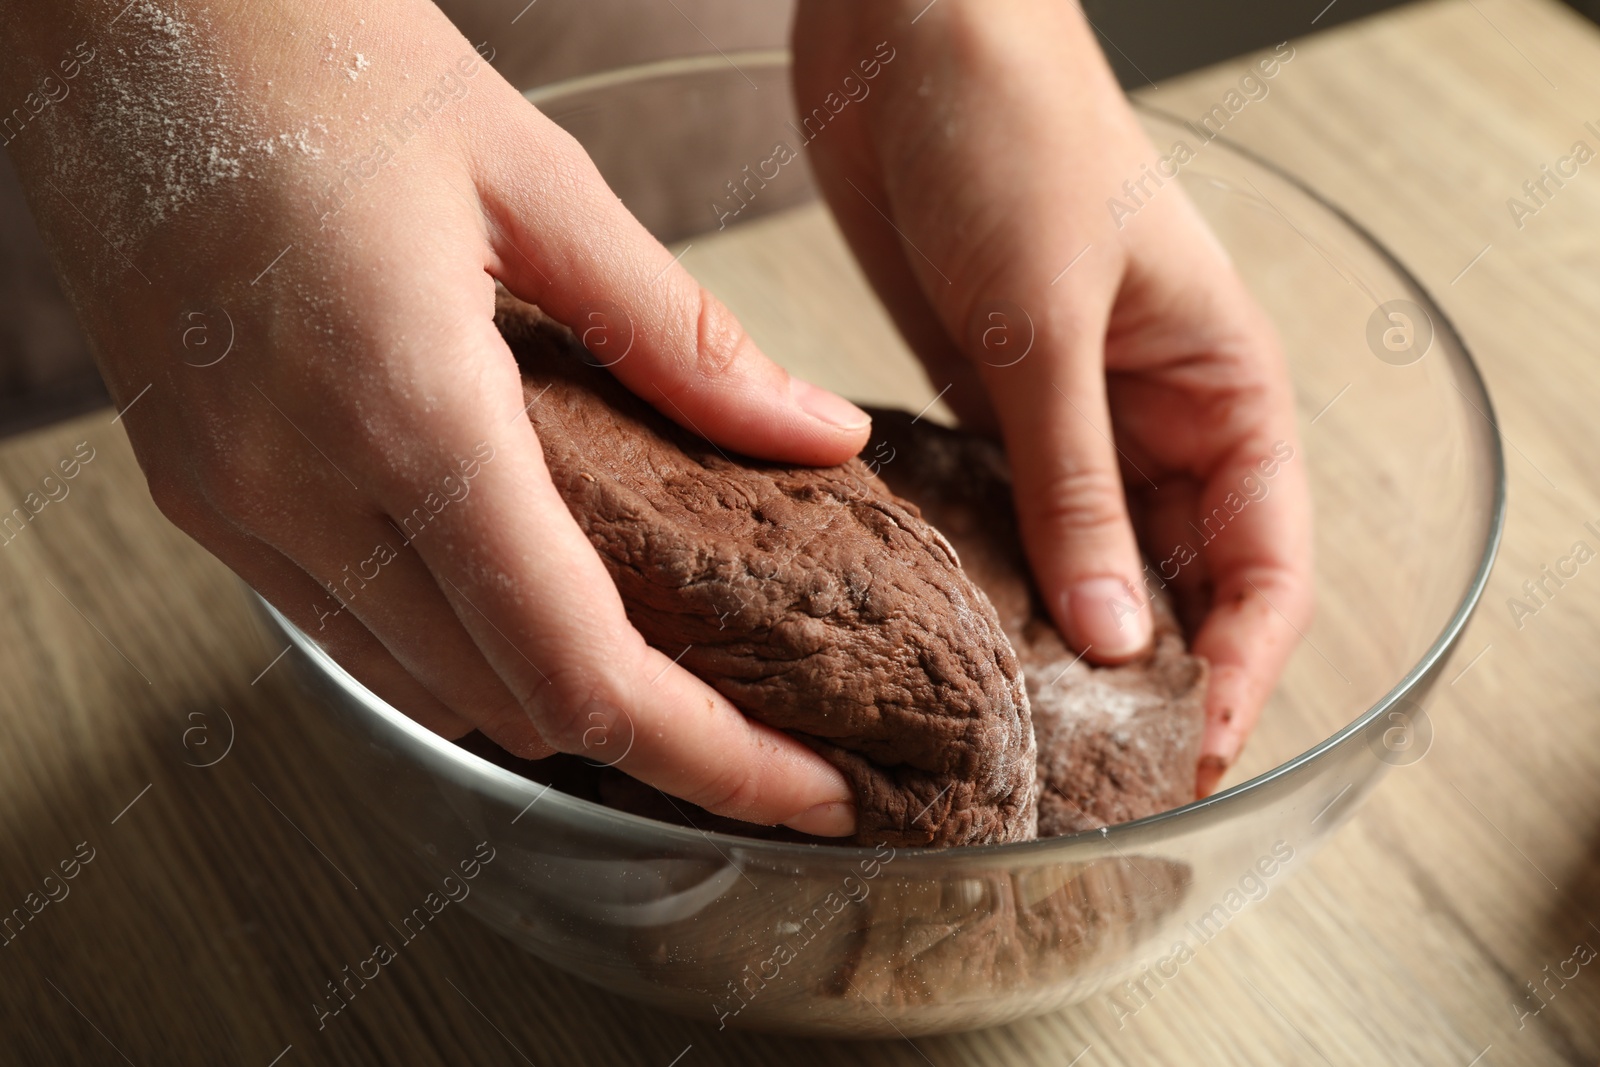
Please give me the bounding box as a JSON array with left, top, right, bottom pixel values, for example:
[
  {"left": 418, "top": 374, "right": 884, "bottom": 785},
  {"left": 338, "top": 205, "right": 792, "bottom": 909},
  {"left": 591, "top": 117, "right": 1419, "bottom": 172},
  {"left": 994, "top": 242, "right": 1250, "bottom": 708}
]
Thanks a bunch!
[
  {"left": 3, "top": 0, "right": 871, "bottom": 834},
  {"left": 793, "top": 0, "right": 1313, "bottom": 793}
]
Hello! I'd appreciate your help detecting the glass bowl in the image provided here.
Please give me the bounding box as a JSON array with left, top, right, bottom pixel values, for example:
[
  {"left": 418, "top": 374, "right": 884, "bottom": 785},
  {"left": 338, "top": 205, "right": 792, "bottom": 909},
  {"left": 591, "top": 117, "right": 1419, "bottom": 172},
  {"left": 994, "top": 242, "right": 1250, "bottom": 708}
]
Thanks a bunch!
[{"left": 257, "top": 55, "right": 1503, "bottom": 1037}]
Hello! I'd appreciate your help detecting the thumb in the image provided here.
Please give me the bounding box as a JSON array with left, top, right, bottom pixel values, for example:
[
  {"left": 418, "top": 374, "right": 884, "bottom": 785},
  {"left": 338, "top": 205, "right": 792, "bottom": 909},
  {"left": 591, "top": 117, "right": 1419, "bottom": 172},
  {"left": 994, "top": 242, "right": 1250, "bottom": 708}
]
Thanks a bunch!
[
  {"left": 472, "top": 117, "right": 871, "bottom": 467},
  {"left": 973, "top": 287, "right": 1154, "bottom": 664}
]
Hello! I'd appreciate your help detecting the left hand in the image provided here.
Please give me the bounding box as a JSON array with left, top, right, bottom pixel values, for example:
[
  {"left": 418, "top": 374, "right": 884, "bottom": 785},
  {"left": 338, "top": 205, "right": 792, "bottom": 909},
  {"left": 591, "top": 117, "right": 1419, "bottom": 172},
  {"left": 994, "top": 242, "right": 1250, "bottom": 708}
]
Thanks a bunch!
[{"left": 792, "top": 0, "right": 1313, "bottom": 794}]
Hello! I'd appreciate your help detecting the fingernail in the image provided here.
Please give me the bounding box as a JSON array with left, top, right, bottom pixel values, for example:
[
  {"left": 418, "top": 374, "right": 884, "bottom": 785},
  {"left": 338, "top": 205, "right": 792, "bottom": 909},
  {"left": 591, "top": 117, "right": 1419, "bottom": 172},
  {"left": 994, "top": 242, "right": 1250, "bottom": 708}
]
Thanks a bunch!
[
  {"left": 1064, "top": 577, "right": 1152, "bottom": 661},
  {"left": 783, "top": 801, "right": 857, "bottom": 838},
  {"left": 1196, "top": 754, "right": 1228, "bottom": 798},
  {"left": 791, "top": 378, "right": 871, "bottom": 431}
]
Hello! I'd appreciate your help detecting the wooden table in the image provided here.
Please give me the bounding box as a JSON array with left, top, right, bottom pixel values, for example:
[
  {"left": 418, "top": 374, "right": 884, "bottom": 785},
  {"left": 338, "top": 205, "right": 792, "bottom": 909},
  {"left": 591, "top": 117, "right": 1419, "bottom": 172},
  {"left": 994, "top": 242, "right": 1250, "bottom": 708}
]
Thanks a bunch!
[{"left": 5, "top": 0, "right": 1600, "bottom": 1062}]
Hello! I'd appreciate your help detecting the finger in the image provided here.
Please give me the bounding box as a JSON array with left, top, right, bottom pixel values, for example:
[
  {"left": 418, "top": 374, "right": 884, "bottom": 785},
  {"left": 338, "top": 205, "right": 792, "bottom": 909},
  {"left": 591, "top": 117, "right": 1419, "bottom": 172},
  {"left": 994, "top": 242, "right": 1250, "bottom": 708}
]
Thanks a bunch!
[
  {"left": 818, "top": 162, "right": 1156, "bottom": 661},
  {"left": 227, "top": 476, "right": 545, "bottom": 754},
  {"left": 1189, "top": 443, "right": 1313, "bottom": 796},
  {"left": 149, "top": 486, "right": 474, "bottom": 739},
  {"left": 1106, "top": 231, "right": 1313, "bottom": 795},
  {"left": 801, "top": 128, "right": 1157, "bottom": 659},
  {"left": 467, "top": 110, "right": 872, "bottom": 466},
  {"left": 368, "top": 317, "right": 858, "bottom": 835},
  {"left": 170, "top": 358, "right": 542, "bottom": 748},
  {"left": 977, "top": 297, "right": 1156, "bottom": 664},
  {"left": 1130, "top": 476, "right": 1212, "bottom": 637}
]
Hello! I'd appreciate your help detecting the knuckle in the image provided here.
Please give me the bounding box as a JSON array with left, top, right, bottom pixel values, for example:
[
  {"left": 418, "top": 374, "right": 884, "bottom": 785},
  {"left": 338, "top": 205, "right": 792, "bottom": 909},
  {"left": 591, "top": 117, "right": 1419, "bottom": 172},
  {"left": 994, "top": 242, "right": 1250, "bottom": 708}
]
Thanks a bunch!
[
  {"left": 462, "top": 682, "right": 528, "bottom": 730},
  {"left": 542, "top": 124, "right": 604, "bottom": 194},
  {"left": 516, "top": 121, "right": 611, "bottom": 214},
  {"left": 144, "top": 469, "right": 208, "bottom": 529},
  {"left": 680, "top": 760, "right": 765, "bottom": 820},
  {"left": 690, "top": 287, "right": 746, "bottom": 381},
  {"left": 1255, "top": 566, "right": 1316, "bottom": 631},
  {"left": 1025, "top": 465, "right": 1129, "bottom": 537},
  {"left": 648, "top": 287, "right": 750, "bottom": 407},
  {"left": 191, "top": 445, "right": 283, "bottom": 528},
  {"left": 947, "top": 243, "right": 1016, "bottom": 333},
  {"left": 472, "top": 690, "right": 546, "bottom": 751},
  {"left": 530, "top": 667, "right": 622, "bottom": 754}
]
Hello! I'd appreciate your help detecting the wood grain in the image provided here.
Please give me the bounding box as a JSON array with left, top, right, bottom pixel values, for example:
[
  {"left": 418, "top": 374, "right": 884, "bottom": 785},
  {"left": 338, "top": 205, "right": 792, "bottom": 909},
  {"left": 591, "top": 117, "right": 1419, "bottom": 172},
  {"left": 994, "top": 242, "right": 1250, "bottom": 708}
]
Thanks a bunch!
[{"left": 3, "top": 1, "right": 1600, "bottom": 1062}]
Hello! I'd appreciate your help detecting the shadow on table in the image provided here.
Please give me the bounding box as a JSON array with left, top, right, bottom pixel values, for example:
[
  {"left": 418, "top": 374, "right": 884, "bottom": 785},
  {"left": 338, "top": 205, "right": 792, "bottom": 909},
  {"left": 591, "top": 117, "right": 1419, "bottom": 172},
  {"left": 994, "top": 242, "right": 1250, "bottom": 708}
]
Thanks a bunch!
[{"left": 1526, "top": 816, "right": 1600, "bottom": 1055}]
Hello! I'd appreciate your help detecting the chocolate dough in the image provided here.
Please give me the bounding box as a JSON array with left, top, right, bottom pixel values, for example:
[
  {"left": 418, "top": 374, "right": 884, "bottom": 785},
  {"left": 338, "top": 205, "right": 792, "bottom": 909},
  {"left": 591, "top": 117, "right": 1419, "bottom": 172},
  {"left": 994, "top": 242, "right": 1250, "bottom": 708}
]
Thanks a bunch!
[
  {"left": 470, "top": 299, "right": 1205, "bottom": 1021},
  {"left": 490, "top": 294, "right": 1206, "bottom": 845},
  {"left": 496, "top": 293, "right": 1036, "bottom": 847},
  {"left": 862, "top": 411, "right": 1209, "bottom": 834}
]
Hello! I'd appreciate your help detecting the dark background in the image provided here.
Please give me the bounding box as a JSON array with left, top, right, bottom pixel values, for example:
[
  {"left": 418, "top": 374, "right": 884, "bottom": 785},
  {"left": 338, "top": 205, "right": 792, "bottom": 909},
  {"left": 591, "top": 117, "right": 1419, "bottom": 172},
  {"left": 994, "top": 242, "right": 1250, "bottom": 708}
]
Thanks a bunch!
[
  {"left": 1566, "top": 0, "right": 1600, "bottom": 22},
  {"left": 1083, "top": 0, "right": 1414, "bottom": 86}
]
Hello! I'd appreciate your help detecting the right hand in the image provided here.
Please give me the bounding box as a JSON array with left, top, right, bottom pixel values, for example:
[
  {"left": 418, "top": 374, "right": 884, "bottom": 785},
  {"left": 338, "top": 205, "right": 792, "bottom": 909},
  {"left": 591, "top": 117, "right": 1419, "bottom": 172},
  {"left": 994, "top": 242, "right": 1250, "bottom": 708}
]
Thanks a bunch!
[
  {"left": 4, "top": 0, "right": 869, "bottom": 835},
  {"left": 792, "top": 0, "right": 1313, "bottom": 794}
]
